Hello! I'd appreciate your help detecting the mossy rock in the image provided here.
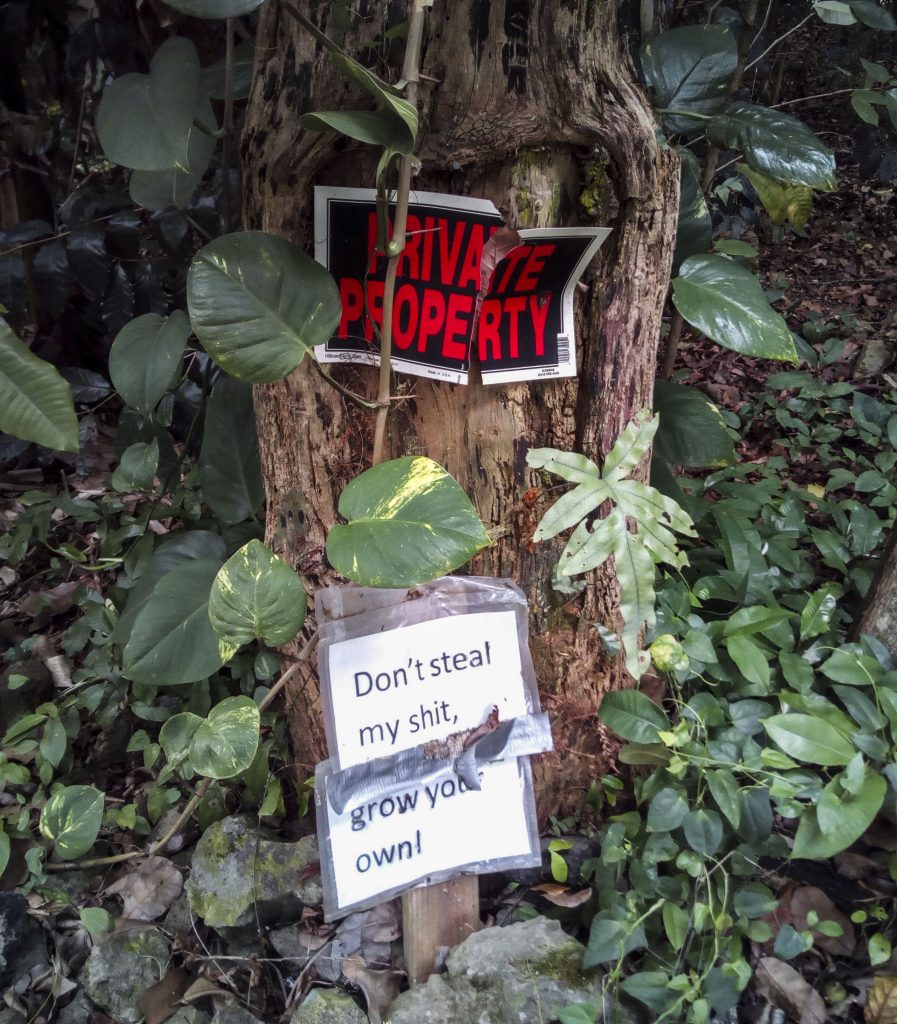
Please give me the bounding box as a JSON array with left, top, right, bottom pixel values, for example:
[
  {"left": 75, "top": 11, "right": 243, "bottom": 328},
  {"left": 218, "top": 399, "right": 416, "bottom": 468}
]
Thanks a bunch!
[
  {"left": 291, "top": 988, "right": 367, "bottom": 1024},
  {"left": 80, "top": 927, "right": 170, "bottom": 1024}
]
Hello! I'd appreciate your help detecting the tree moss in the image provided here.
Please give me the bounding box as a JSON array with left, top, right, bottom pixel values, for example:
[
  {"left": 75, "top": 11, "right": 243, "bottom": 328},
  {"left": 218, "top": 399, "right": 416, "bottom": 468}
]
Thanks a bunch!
[
  {"left": 526, "top": 943, "right": 590, "bottom": 986},
  {"left": 580, "top": 158, "right": 610, "bottom": 220}
]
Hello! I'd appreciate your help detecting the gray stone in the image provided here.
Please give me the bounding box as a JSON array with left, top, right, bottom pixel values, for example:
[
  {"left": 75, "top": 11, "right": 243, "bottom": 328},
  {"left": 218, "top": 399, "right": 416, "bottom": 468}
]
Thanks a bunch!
[
  {"left": 0, "top": 1009, "right": 25, "bottom": 1023},
  {"left": 55, "top": 990, "right": 97, "bottom": 1024},
  {"left": 164, "top": 891, "right": 196, "bottom": 936},
  {"left": 268, "top": 926, "right": 341, "bottom": 983},
  {"left": 0, "top": 893, "right": 27, "bottom": 983},
  {"left": 187, "top": 816, "right": 321, "bottom": 930},
  {"left": 386, "top": 917, "right": 604, "bottom": 1024},
  {"left": 211, "top": 1006, "right": 265, "bottom": 1024},
  {"left": 80, "top": 927, "right": 171, "bottom": 1024},
  {"left": 166, "top": 1009, "right": 210, "bottom": 1024},
  {"left": 291, "top": 988, "right": 367, "bottom": 1024}
]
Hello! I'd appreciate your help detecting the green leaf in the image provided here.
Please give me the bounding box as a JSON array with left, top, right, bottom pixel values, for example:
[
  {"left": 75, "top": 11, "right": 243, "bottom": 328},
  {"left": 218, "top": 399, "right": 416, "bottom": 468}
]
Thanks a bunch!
[
  {"left": 683, "top": 808, "right": 723, "bottom": 855},
  {"left": 583, "top": 911, "right": 647, "bottom": 967},
  {"left": 111, "top": 440, "right": 159, "bottom": 492},
  {"left": 202, "top": 39, "right": 256, "bottom": 100},
  {"left": 724, "top": 606, "right": 793, "bottom": 636},
  {"left": 619, "top": 973, "right": 675, "bottom": 1014},
  {"left": 674, "top": 155, "right": 713, "bottom": 269},
  {"left": 869, "top": 933, "right": 892, "bottom": 967},
  {"left": 302, "top": 109, "right": 410, "bottom": 148},
  {"left": 159, "top": 712, "right": 203, "bottom": 763},
  {"left": 97, "top": 38, "right": 204, "bottom": 171},
  {"left": 820, "top": 647, "right": 883, "bottom": 685},
  {"left": 80, "top": 907, "right": 114, "bottom": 937},
  {"left": 725, "top": 635, "right": 770, "bottom": 689},
  {"left": 662, "top": 902, "right": 689, "bottom": 950},
  {"left": 161, "top": 0, "right": 264, "bottom": 17},
  {"left": 0, "top": 832, "right": 9, "bottom": 878},
  {"left": 706, "top": 769, "right": 741, "bottom": 828},
  {"left": 599, "top": 690, "right": 670, "bottom": 742},
  {"left": 813, "top": 0, "right": 857, "bottom": 24},
  {"left": 800, "top": 583, "right": 842, "bottom": 639},
  {"left": 123, "top": 560, "right": 226, "bottom": 685},
  {"left": 187, "top": 231, "right": 341, "bottom": 382},
  {"left": 199, "top": 374, "right": 264, "bottom": 524},
  {"left": 557, "top": 1005, "right": 598, "bottom": 1024},
  {"left": 326, "top": 456, "right": 490, "bottom": 588},
  {"left": 0, "top": 319, "right": 78, "bottom": 451},
  {"left": 739, "top": 164, "right": 813, "bottom": 228},
  {"left": 40, "top": 718, "right": 67, "bottom": 769},
  {"left": 851, "top": 90, "right": 880, "bottom": 125},
  {"left": 109, "top": 312, "right": 190, "bottom": 415},
  {"left": 647, "top": 787, "right": 689, "bottom": 831},
  {"left": 189, "top": 696, "right": 260, "bottom": 779},
  {"left": 672, "top": 255, "right": 798, "bottom": 361},
  {"left": 708, "top": 102, "right": 836, "bottom": 190},
  {"left": 640, "top": 25, "right": 738, "bottom": 133},
  {"left": 763, "top": 714, "right": 855, "bottom": 765},
  {"left": 39, "top": 785, "right": 104, "bottom": 860},
  {"left": 792, "top": 771, "right": 886, "bottom": 858},
  {"left": 849, "top": 0, "right": 896, "bottom": 29},
  {"left": 714, "top": 239, "right": 758, "bottom": 257},
  {"left": 209, "top": 540, "right": 307, "bottom": 657},
  {"left": 653, "top": 381, "right": 735, "bottom": 468}
]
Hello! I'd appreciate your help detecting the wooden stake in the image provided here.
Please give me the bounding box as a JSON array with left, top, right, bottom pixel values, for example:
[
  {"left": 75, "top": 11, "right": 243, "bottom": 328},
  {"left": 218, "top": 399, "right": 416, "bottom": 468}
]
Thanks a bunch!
[{"left": 402, "top": 875, "right": 480, "bottom": 985}]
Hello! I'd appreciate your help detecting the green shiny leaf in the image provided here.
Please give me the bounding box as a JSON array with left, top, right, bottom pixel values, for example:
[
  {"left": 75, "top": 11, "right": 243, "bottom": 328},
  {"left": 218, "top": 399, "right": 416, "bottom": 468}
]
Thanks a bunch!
[
  {"left": 792, "top": 771, "right": 886, "bottom": 858},
  {"left": 763, "top": 714, "right": 855, "bottom": 765},
  {"left": 109, "top": 312, "right": 190, "bottom": 415},
  {"left": 708, "top": 102, "right": 836, "bottom": 189},
  {"left": 848, "top": 0, "right": 896, "bottom": 29},
  {"left": 725, "top": 634, "right": 771, "bottom": 689},
  {"left": 819, "top": 647, "right": 883, "bottom": 685},
  {"left": 111, "top": 440, "right": 159, "bottom": 492},
  {"left": 326, "top": 456, "right": 490, "bottom": 588},
  {"left": 739, "top": 163, "right": 813, "bottom": 228},
  {"left": 40, "top": 718, "right": 67, "bottom": 769},
  {"left": 706, "top": 769, "right": 741, "bottom": 828},
  {"left": 209, "top": 540, "right": 307, "bottom": 656},
  {"left": 813, "top": 0, "right": 857, "bottom": 24},
  {"left": 599, "top": 690, "right": 670, "bottom": 742},
  {"left": 683, "top": 808, "right": 723, "bottom": 855},
  {"left": 187, "top": 231, "right": 341, "bottom": 382},
  {"left": 123, "top": 560, "right": 225, "bottom": 685},
  {"left": 0, "top": 319, "right": 78, "bottom": 452},
  {"left": 39, "top": 785, "right": 104, "bottom": 860},
  {"left": 189, "top": 696, "right": 260, "bottom": 779},
  {"left": 647, "top": 787, "right": 689, "bottom": 831},
  {"left": 673, "top": 255, "right": 798, "bottom": 361},
  {"left": 199, "top": 374, "right": 264, "bottom": 524},
  {"left": 640, "top": 25, "right": 737, "bottom": 133},
  {"left": 800, "top": 583, "right": 842, "bottom": 639},
  {"left": 674, "top": 154, "right": 713, "bottom": 270},
  {"left": 97, "top": 38, "right": 204, "bottom": 171},
  {"left": 654, "top": 381, "right": 735, "bottom": 468},
  {"left": 159, "top": 712, "right": 203, "bottom": 763}
]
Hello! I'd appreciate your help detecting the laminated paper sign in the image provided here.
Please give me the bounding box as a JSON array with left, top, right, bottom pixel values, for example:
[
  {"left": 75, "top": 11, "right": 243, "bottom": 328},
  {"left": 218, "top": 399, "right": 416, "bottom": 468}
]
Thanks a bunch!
[
  {"left": 313, "top": 579, "right": 550, "bottom": 919},
  {"left": 314, "top": 186, "right": 610, "bottom": 386}
]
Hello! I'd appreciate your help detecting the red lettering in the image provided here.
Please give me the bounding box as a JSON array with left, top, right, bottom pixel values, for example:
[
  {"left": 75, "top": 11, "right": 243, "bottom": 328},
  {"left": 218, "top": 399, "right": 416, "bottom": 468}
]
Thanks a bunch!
[
  {"left": 477, "top": 299, "right": 503, "bottom": 362},
  {"left": 393, "top": 284, "right": 419, "bottom": 350},
  {"left": 456, "top": 224, "right": 485, "bottom": 289},
  {"left": 437, "top": 219, "right": 466, "bottom": 286},
  {"left": 418, "top": 289, "right": 445, "bottom": 353},
  {"left": 338, "top": 278, "right": 364, "bottom": 338},
  {"left": 494, "top": 247, "right": 528, "bottom": 293},
  {"left": 529, "top": 294, "right": 550, "bottom": 356},
  {"left": 442, "top": 293, "right": 473, "bottom": 361},
  {"left": 517, "top": 244, "right": 555, "bottom": 291},
  {"left": 422, "top": 216, "right": 436, "bottom": 281},
  {"left": 504, "top": 296, "right": 528, "bottom": 358},
  {"left": 364, "top": 280, "right": 385, "bottom": 342}
]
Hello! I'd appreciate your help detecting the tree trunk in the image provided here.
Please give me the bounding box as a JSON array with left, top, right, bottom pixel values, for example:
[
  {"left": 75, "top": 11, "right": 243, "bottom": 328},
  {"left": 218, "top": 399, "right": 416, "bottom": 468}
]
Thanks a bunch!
[
  {"left": 858, "top": 530, "right": 897, "bottom": 659},
  {"left": 242, "top": 0, "right": 679, "bottom": 817}
]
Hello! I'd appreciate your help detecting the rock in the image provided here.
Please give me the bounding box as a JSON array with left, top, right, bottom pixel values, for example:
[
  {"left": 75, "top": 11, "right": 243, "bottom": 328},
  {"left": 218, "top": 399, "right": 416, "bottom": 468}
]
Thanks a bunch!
[
  {"left": 291, "top": 988, "right": 367, "bottom": 1024},
  {"left": 164, "top": 891, "right": 196, "bottom": 936},
  {"left": 166, "top": 1009, "right": 210, "bottom": 1024},
  {"left": 187, "top": 816, "right": 321, "bottom": 930},
  {"left": 80, "top": 927, "right": 171, "bottom": 1024},
  {"left": 386, "top": 917, "right": 607, "bottom": 1024},
  {"left": 55, "top": 990, "right": 98, "bottom": 1024},
  {"left": 853, "top": 338, "right": 893, "bottom": 379},
  {"left": 0, "top": 893, "right": 27, "bottom": 983},
  {"left": 269, "top": 926, "right": 341, "bottom": 983},
  {"left": 211, "top": 1006, "right": 265, "bottom": 1024}
]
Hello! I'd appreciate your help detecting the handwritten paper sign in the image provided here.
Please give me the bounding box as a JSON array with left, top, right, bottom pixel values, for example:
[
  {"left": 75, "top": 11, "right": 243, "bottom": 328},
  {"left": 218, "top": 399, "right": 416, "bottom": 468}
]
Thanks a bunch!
[
  {"left": 314, "top": 583, "right": 547, "bottom": 919},
  {"left": 314, "top": 187, "right": 609, "bottom": 385}
]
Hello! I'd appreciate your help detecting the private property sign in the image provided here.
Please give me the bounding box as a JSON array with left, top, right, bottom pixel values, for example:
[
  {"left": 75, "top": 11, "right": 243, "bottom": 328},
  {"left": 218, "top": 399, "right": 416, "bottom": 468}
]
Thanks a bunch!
[
  {"left": 314, "top": 187, "right": 610, "bottom": 385},
  {"left": 314, "top": 582, "right": 550, "bottom": 919}
]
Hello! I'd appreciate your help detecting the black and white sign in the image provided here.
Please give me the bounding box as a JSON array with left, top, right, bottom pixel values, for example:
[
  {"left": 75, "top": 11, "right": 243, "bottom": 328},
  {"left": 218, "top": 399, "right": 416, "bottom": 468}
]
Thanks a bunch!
[{"left": 314, "top": 187, "right": 610, "bottom": 385}]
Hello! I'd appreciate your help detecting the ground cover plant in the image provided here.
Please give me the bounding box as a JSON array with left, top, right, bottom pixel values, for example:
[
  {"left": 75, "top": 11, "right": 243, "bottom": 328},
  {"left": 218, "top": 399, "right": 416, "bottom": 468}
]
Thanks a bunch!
[{"left": 0, "top": 0, "right": 896, "bottom": 1022}]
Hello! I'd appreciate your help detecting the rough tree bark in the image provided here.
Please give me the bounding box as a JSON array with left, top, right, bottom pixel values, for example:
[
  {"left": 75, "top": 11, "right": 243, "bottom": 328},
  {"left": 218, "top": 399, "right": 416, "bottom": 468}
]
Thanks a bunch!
[{"left": 242, "top": 0, "right": 679, "bottom": 816}]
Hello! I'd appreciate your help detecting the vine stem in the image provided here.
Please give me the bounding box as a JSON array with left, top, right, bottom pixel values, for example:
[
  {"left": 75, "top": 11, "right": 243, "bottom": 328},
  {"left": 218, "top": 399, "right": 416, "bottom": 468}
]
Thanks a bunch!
[
  {"left": 371, "top": 1, "right": 429, "bottom": 467},
  {"left": 258, "top": 630, "right": 319, "bottom": 712},
  {"left": 45, "top": 779, "right": 212, "bottom": 871}
]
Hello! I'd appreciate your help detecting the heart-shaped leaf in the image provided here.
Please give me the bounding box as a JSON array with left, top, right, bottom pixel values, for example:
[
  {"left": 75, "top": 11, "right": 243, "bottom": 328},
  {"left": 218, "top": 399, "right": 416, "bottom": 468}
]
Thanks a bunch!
[
  {"left": 641, "top": 25, "right": 738, "bottom": 133},
  {"left": 326, "top": 456, "right": 491, "bottom": 588},
  {"left": 599, "top": 690, "right": 670, "bottom": 742},
  {"left": 654, "top": 381, "right": 735, "bottom": 468},
  {"left": 109, "top": 311, "right": 191, "bottom": 414},
  {"left": 123, "top": 560, "right": 226, "bottom": 685},
  {"left": 40, "top": 785, "right": 104, "bottom": 860},
  {"left": 0, "top": 319, "right": 78, "bottom": 452},
  {"left": 97, "top": 37, "right": 204, "bottom": 171},
  {"left": 209, "top": 540, "right": 307, "bottom": 655},
  {"left": 187, "top": 231, "right": 341, "bottom": 382},
  {"left": 190, "top": 696, "right": 260, "bottom": 779},
  {"left": 672, "top": 255, "right": 798, "bottom": 361},
  {"left": 792, "top": 771, "right": 886, "bottom": 858},
  {"left": 708, "top": 102, "right": 836, "bottom": 190},
  {"left": 199, "top": 374, "right": 264, "bottom": 524}
]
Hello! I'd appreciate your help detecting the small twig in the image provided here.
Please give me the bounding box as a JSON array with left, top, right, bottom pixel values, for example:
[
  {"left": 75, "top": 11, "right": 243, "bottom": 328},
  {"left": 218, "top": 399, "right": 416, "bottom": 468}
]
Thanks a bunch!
[
  {"left": 773, "top": 87, "right": 856, "bottom": 108},
  {"left": 45, "top": 779, "right": 212, "bottom": 871},
  {"left": 258, "top": 631, "right": 319, "bottom": 712},
  {"left": 662, "top": 310, "right": 686, "bottom": 380},
  {"left": 68, "top": 77, "right": 88, "bottom": 195},
  {"left": 744, "top": 12, "right": 813, "bottom": 72}
]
